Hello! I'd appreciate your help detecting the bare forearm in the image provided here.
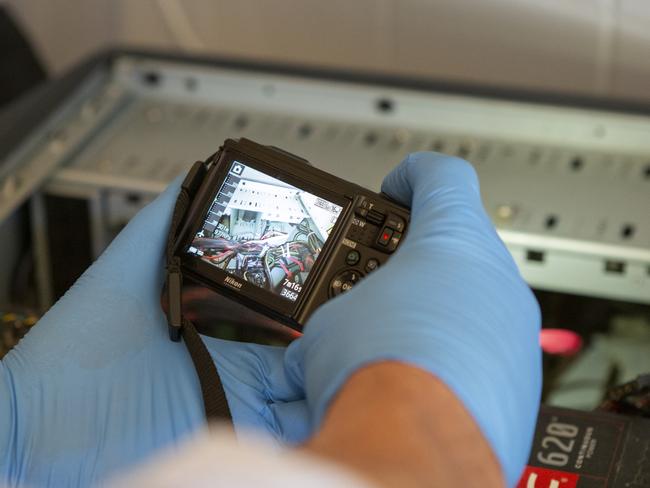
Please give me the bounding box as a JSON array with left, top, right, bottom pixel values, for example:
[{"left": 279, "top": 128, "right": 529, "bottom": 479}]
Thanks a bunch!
[{"left": 304, "top": 362, "right": 505, "bottom": 488}]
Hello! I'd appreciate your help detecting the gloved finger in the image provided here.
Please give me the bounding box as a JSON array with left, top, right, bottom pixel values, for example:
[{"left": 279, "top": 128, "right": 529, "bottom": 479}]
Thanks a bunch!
[
  {"left": 381, "top": 152, "right": 482, "bottom": 218},
  {"left": 380, "top": 152, "right": 503, "bottom": 252},
  {"left": 87, "top": 174, "right": 185, "bottom": 301},
  {"left": 265, "top": 399, "right": 311, "bottom": 444},
  {"left": 203, "top": 337, "right": 305, "bottom": 404},
  {"left": 201, "top": 337, "right": 310, "bottom": 442}
]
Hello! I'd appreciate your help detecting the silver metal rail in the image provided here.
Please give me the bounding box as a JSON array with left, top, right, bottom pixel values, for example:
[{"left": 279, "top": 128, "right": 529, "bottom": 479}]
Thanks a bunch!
[{"left": 3, "top": 55, "right": 649, "bottom": 305}]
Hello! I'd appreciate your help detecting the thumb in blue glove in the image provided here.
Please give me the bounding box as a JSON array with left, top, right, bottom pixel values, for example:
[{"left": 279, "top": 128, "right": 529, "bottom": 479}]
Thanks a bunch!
[
  {"left": 286, "top": 152, "right": 541, "bottom": 486},
  {"left": 0, "top": 176, "right": 309, "bottom": 487}
]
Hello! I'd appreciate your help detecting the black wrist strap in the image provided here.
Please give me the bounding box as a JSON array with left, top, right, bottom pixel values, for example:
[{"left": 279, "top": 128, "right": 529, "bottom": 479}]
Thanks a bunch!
[
  {"left": 180, "top": 316, "right": 232, "bottom": 420},
  {"left": 165, "top": 161, "right": 233, "bottom": 422}
]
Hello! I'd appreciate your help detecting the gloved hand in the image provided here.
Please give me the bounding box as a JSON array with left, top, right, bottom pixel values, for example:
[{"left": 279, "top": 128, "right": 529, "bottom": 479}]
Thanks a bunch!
[
  {"left": 0, "top": 177, "right": 309, "bottom": 487},
  {"left": 286, "top": 152, "right": 542, "bottom": 486}
]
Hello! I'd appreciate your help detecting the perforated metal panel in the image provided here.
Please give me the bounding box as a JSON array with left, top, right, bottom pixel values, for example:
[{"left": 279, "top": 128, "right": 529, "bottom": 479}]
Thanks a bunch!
[{"left": 2, "top": 55, "right": 649, "bottom": 305}]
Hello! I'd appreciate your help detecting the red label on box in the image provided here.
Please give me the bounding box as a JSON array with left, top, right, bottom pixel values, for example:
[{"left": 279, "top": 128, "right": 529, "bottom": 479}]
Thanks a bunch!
[{"left": 517, "top": 466, "right": 580, "bottom": 488}]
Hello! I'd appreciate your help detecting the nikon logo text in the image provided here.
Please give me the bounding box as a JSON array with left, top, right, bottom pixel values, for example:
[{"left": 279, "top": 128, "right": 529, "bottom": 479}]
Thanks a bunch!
[{"left": 224, "top": 276, "right": 243, "bottom": 289}]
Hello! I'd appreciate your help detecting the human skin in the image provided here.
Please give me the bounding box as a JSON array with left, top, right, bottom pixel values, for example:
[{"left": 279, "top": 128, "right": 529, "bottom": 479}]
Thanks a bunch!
[{"left": 305, "top": 361, "right": 505, "bottom": 488}]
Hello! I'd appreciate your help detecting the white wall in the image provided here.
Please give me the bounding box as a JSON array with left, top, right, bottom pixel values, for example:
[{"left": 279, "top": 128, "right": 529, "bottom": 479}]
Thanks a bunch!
[{"left": 4, "top": 0, "right": 650, "bottom": 101}]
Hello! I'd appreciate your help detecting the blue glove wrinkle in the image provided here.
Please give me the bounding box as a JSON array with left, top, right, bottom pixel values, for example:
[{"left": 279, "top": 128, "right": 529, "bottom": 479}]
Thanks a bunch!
[
  {"left": 264, "top": 399, "right": 311, "bottom": 444},
  {"left": 201, "top": 337, "right": 307, "bottom": 443}
]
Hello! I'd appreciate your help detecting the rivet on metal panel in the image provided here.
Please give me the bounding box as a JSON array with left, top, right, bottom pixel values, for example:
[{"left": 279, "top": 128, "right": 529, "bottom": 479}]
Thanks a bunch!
[
  {"left": 125, "top": 193, "right": 142, "bottom": 205},
  {"left": 142, "top": 71, "right": 161, "bottom": 86},
  {"left": 495, "top": 204, "right": 518, "bottom": 224},
  {"left": 457, "top": 139, "right": 475, "bottom": 159},
  {"left": 390, "top": 129, "right": 410, "bottom": 148},
  {"left": 643, "top": 165, "right": 650, "bottom": 180},
  {"left": 545, "top": 215, "right": 559, "bottom": 230},
  {"left": 298, "top": 123, "right": 313, "bottom": 139},
  {"left": 376, "top": 98, "right": 394, "bottom": 113},
  {"left": 621, "top": 224, "right": 635, "bottom": 240},
  {"left": 570, "top": 157, "right": 584, "bottom": 171},
  {"left": 430, "top": 139, "right": 445, "bottom": 152},
  {"left": 233, "top": 115, "right": 249, "bottom": 130},
  {"left": 364, "top": 131, "right": 378, "bottom": 146}
]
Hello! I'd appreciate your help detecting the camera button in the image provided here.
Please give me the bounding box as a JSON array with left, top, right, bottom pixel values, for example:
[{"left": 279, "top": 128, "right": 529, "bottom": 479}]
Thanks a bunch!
[
  {"left": 386, "top": 213, "right": 406, "bottom": 232},
  {"left": 345, "top": 250, "right": 360, "bottom": 266},
  {"left": 354, "top": 206, "right": 368, "bottom": 218},
  {"left": 366, "top": 209, "right": 385, "bottom": 225},
  {"left": 387, "top": 231, "right": 402, "bottom": 252},
  {"left": 330, "top": 270, "right": 363, "bottom": 297},
  {"left": 341, "top": 281, "right": 354, "bottom": 292},
  {"left": 377, "top": 227, "right": 393, "bottom": 246},
  {"left": 365, "top": 258, "right": 379, "bottom": 272},
  {"left": 357, "top": 198, "right": 371, "bottom": 210}
]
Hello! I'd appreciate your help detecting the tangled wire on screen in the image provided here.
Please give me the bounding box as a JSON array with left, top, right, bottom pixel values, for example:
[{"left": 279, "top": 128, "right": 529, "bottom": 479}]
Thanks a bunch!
[{"left": 195, "top": 220, "right": 327, "bottom": 289}]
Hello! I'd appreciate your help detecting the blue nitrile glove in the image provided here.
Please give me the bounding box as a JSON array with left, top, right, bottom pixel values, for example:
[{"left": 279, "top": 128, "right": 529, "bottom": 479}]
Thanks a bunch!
[
  {"left": 0, "top": 177, "right": 309, "bottom": 487},
  {"left": 286, "top": 152, "right": 542, "bottom": 486}
]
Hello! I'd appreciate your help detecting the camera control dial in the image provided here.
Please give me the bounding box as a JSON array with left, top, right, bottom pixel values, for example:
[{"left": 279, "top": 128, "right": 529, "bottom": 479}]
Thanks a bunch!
[{"left": 330, "top": 269, "right": 363, "bottom": 297}]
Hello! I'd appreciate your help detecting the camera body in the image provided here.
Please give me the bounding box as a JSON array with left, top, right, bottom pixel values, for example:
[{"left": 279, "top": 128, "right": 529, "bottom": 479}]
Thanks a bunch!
[{"left": 173, "top": 138, "right": 409, "bottom": 331}]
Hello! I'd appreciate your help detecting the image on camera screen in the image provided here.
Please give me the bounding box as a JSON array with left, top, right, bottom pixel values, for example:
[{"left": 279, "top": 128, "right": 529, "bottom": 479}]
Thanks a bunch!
[{"left": 187, "top": 161, "right": 344, "bottom": 302}]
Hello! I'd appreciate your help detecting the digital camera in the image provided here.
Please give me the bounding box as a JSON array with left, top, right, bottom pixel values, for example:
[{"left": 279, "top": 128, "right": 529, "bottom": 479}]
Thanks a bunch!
[{"left": 168, "top": 138, "right": 410, "bottom": 336}]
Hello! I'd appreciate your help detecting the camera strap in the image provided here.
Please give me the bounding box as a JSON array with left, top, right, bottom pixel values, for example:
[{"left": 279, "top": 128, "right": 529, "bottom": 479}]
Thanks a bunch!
[{"left": 165, "top": 161, "right": 233, "bottom": 423}]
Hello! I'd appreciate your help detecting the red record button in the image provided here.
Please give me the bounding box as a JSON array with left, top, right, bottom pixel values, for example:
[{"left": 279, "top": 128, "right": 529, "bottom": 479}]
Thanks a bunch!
[
  {"left": 387, "top": 231, "right": 402, "bottom": 251},
  {"left": 378, "top": 228, "right": 393, "bottom": 246}
]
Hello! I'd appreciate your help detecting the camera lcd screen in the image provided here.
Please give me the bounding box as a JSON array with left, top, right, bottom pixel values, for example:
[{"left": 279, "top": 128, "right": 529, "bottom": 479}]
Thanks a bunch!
[{"left": 187, "top": 161, "right": 344, "bottom": 302}]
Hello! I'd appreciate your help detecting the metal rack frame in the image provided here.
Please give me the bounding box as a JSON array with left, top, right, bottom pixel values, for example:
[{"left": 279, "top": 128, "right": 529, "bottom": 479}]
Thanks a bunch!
[{"left": 1, "top": 49, "right": 649, "bottom": 308}]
